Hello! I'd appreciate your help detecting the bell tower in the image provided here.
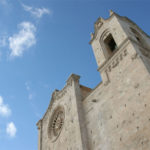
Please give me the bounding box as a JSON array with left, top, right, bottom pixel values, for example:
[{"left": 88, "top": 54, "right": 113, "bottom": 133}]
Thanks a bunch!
[
  {"left": 37, "top": 11, "right": 150, "bottom": 150},
  {"left": 90, "top": 10, "right": 150, "bottom": 85}
]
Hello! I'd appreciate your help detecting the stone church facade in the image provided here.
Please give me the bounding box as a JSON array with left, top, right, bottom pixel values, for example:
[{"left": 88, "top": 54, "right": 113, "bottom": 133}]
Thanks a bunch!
[{"left": 37, "top": 11, "right": 150, "bottom": 150}]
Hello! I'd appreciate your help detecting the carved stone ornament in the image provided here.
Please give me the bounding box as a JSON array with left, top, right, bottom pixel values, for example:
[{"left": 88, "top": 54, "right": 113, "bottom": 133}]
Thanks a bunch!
[
  {"left": 48, "top": 106, "right": 65, "bottom": 142},
  {"left": 106, "top": 49, "right": 128, "bottom": 73}
]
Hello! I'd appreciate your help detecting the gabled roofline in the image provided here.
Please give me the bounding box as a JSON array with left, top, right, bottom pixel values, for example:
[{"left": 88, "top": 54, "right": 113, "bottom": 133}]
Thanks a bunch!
[{"left": 36, "top": 74, "right": 80, "bottom": 124}]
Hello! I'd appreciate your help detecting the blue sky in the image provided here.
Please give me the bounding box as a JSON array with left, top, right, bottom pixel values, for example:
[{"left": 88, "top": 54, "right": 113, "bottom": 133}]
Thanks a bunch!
[{"left": 0, "top": 0, "right": 150, "bottom": 150}]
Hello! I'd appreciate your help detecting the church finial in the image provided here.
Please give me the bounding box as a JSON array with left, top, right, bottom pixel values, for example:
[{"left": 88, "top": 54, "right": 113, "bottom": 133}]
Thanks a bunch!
[
  {"left": 109, "top": 10, "right": 114, "bottom": 16},
  {"left": 94, "top": 17, "right": 104, "bottom": 30},
  {"left": 90, "top": 32, "right": 94, "bottom": 40}
]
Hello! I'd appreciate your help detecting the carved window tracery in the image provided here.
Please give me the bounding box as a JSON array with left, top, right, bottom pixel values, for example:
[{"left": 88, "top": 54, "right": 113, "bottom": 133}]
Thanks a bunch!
[{"left": 48, "top": 106, "right": 65, "bottom": 142}]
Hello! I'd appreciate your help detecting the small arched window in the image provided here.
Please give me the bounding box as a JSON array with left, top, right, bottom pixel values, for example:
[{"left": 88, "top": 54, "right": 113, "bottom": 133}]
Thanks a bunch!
[
  {"left": 104, "top": 33, "right": 117, "bottom": 53},
  {"left": 100, "top": 30, "right": 118, "bottom": 60}
]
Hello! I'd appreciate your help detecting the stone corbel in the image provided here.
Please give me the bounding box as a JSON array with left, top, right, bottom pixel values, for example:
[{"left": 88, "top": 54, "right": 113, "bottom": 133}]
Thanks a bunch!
[{"left": 101, "top": 70, "right": 110, "bottom": 86}]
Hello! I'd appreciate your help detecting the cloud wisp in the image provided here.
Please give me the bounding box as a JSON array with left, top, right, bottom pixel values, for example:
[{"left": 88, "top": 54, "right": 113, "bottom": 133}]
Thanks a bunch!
[
  {"left": 25, "top": 81, "right": 35, "bottom": 100},
  {"left": 6, "top": 122, "right": 17, "bottom": 138},
  {"left": 8, "top": 22, "right": 36, "bottom": 57},
  {"left": 25, "top": 81, "right": 31, "bottom": 91},
  {"left": 22, "top": 4, "right": 51, "bottom": 18},
  {"left": 0, "top": 96, "right": 11, "bottom": 117}
]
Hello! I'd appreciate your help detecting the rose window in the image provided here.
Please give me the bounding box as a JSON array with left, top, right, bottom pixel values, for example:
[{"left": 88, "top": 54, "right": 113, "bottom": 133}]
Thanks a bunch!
[{"left": 48, "top": 106, "right": 65, "bottom": 142}]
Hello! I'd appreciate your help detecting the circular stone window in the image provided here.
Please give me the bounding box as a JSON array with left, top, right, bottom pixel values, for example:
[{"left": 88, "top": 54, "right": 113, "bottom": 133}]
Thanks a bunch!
[{"left": 48, "top": 106, "right": 65, "bottom": 142}]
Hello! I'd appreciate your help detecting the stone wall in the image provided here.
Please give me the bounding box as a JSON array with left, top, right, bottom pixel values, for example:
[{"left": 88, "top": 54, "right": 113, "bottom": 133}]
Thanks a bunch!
[
  {"left": 39, "top": 75, "right": 89, "bottom": 150},
  {"left": 83, "top": 44, "right": 150, "bottom": 150}
]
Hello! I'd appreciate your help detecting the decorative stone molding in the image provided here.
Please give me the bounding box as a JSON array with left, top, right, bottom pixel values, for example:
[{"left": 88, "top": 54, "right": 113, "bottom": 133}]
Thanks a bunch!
[
  {"left": 89, "top": 17, "right": 105, "bottom": 44},
  {"left": 99, "top": 47, "right": 128, "bottom": 86},
  {"left": 98, "top": 38, "right": 129, "bottom": 72},
  {"left": 100, "top": 29, "right": 110, "bottom": 42},
  {"left": 104, "top": 49, "right": 128, "bottom": 73},
  {"left": 89, "top": 11, "right": 121, "bottom": 44}
]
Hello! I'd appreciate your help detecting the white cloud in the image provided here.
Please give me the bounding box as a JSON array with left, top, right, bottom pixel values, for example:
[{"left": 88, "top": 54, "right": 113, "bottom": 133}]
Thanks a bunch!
[
  {"left": 6, "top": 122, "right": 17, "bottom": 138},
  {"left": 22, "top": 4, "right": 51, "bottom": 18},
  {"left": 8, "top": 22, "right": 36, "bottom": 57},
  {"left": 0, "top": 96, "right": 11, "bottom": 117}
]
